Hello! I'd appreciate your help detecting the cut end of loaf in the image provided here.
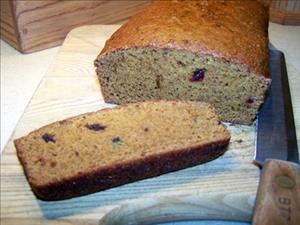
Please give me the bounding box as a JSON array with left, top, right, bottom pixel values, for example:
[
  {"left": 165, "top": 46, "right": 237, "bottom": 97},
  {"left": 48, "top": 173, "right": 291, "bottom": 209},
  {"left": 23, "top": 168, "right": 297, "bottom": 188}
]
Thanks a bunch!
[
  {"left": 95, "top": 47, "right": 270, "bottom": 124},
  {"left": 14, "top": 101, "right": 230, "bottom": 200}
]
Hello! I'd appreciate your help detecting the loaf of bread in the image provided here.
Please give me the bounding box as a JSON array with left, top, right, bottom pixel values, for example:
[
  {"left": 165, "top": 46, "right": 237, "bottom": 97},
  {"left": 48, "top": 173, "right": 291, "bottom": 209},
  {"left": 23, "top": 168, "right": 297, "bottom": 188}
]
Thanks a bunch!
[
  {"left": 95, "top": 0, "right": 270, "bottom": 124},
  {"left": 14, "top": 101, "right": 230, "bottom": 200}
]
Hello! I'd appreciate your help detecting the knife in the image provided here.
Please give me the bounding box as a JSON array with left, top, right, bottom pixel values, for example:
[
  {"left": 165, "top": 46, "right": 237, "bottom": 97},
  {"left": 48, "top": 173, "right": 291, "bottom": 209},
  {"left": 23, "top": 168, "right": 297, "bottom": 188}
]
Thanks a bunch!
[
  {"left": 98, "top": 50, "right": 300, "bottom": 225},
  {"left": 252, "top": 49, "right": 300, "bottom": 225}
]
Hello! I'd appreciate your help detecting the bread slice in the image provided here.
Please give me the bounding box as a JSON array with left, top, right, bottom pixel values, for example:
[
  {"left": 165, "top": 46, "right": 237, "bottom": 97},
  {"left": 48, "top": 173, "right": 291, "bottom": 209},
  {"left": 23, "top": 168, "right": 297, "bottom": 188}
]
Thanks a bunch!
[
  {"left": 14, "top": 101, "right": 230, "bottom": 200},
  {"left": 95, "top": 0, "right": 270, "bottom": 124}
]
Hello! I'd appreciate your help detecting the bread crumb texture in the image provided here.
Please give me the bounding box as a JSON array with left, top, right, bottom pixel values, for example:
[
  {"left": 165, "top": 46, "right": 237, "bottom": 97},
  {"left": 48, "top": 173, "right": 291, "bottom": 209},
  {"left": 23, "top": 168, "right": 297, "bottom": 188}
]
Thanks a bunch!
[
  {"left": 95, "top": 0, "right": 270, "bottom": 124},
  {"left": 15, "top": 101, "right": 230, "bottom": 200}
]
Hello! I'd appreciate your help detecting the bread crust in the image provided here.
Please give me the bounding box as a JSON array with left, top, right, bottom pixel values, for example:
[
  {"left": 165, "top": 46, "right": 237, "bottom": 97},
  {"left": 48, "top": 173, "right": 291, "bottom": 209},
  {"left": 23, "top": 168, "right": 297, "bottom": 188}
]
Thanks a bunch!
[
  {"left": 96, "top": 0, "right": 269, "bottom": 78},
  {"left": 15, "top": 138, "right": 229, "bottom": 201}
]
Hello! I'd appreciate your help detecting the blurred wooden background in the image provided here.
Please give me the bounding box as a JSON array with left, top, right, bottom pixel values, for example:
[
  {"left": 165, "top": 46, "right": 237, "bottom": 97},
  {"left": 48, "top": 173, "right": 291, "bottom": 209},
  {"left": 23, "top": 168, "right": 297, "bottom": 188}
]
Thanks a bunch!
[
  {"left": 261, "top": 0, "right": 300, "bottom": 25},
  {"left": 0, "top": 0, "right": 151, "bottom": 53},
  {"left": 1, "top": 0, "right": 299, "bottom": 54}
]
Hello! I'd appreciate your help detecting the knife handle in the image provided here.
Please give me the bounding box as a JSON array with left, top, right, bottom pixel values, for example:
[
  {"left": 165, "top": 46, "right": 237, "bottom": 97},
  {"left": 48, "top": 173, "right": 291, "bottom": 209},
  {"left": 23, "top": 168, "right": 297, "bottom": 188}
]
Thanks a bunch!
[{"left": 252, "top": 159, "right": 300, "bottom": 225}]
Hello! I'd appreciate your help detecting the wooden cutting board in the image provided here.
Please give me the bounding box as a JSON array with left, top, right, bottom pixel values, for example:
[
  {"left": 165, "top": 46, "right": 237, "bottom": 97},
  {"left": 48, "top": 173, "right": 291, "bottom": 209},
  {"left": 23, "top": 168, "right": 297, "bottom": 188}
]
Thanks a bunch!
[{"left": 0, "top": 25, "right": 275, "bottom": 225}]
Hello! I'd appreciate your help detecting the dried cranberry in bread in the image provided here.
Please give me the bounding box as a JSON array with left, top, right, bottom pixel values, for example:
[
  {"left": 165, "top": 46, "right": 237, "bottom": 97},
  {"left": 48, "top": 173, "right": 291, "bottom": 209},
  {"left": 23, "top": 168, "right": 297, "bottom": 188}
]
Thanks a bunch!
[
  {"left": 95, "top": 0, "right": 270, "bottom": 124},
  {"left": 14, "top": 101, "right": 230, "bottom": 200}
]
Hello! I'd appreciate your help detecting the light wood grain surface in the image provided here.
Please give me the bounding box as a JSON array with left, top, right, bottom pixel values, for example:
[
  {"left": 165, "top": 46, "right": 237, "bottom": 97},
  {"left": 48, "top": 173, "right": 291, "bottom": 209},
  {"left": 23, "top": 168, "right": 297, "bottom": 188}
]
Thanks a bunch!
[{"left": 0, "top": 25, "right": 299, "bottom": 225}]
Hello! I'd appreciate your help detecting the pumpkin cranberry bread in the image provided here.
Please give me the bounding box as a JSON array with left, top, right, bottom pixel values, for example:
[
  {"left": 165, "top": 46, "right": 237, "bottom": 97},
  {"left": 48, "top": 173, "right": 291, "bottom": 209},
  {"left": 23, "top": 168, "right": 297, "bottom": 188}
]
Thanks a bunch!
[
  {"left": 14, "top": 101, "right": 230, "bottom": 200},
  {"left": 94, "top": 0, "right": 270, "bottom": 124}
]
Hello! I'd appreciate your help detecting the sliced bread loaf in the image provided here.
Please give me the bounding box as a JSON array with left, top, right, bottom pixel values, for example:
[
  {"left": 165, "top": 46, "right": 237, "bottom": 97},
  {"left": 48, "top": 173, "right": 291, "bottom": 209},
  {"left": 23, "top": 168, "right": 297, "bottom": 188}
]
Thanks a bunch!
[
  {"left": 95, "top": 0, "right": 270, "bottom": 124},
  {"left": 14, "top": 101, "right": 230, "bottom": 200}
]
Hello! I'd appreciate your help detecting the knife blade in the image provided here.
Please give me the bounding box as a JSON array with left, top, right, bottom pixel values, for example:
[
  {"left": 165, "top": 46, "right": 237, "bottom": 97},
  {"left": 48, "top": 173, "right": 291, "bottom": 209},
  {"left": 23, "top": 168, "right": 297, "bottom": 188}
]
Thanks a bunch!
[
  {"left": 252, "top": 50, "right": 300, "bottom": 225},
  {"left": 255, "top": 50, "right": 299, "bottom": 165}
]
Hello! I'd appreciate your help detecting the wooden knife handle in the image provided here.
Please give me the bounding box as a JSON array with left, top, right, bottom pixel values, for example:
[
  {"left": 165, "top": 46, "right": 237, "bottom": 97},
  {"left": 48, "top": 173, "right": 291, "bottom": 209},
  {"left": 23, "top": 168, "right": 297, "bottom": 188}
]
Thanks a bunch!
[{"left": 252, "top": 159, "right": 300, "bottom": 225}]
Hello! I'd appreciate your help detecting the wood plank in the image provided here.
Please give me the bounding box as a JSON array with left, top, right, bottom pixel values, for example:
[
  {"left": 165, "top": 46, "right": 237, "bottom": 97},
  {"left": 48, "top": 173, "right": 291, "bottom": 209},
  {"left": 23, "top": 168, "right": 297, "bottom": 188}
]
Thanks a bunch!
[
  {"left": 0, "top": 0, "right": 20, "bottom": 50},
  {"left": 270, "top": 8, "right": 300, "bottom": 25},
  {"left": 13, "top": 0, "right": 150, "bottom": 53},
  {"left": 259, "top": 0, "right": 300, "bottom": 25}
]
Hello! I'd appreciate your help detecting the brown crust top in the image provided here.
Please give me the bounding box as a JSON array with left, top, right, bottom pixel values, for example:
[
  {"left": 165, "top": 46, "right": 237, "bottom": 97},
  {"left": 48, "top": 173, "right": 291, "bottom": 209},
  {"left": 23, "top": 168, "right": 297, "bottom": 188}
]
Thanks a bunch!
[{"left": 98, "top": 0, "right": 269, "bottom": 78}]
